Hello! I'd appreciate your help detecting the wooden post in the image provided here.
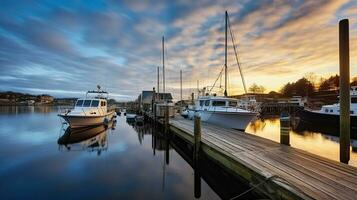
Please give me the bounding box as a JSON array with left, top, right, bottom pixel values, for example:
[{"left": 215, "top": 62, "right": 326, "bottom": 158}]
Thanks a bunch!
[
  {"left": 165, "top": 137, "right": 170, "bottom": 165},
  {"left": 191, "top": 93, "right": 194, "bottom": 103},
  {"left": 165, "top": 105, "right": 169, "bottom": 133},
  {"left": 194, "top": 164, "right": 201, "bottom": 198},
  {"left": 194, "top": 113, "right": 201, "bottom": 160},
  {"left": 280, "top": 112, "right": 290, "bottom": 146},
  {"left": 339, "top": 19, "right": 350, "bottom": 164},
  {"left": 194, "top": 113, "right": 201, "bottom": 198}
]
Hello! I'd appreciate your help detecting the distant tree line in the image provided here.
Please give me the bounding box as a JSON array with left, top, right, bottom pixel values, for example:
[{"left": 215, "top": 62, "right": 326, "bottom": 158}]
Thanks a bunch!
[
  {"left": 248, "top": 73, "right": 357, "bottom": 97},
  {"left": 279, "top": 74, "right": 357, "bottom": 97}
]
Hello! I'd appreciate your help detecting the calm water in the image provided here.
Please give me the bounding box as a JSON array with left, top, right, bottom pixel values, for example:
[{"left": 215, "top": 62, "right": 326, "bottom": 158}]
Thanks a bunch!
[
  {"left": 1, "top": 106, "right": 356, "bottom": 199},
  {"left": 0, "top": 106, "right": 224, "bottom": 199},
  {"left": 246, "top": 116, "right": 357, "bottom": 167}
]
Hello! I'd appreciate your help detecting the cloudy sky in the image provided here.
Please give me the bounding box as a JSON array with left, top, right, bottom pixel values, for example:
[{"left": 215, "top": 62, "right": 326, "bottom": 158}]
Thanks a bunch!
[{"left": 0, "top": 0, "right": 357, "bottom": 100}]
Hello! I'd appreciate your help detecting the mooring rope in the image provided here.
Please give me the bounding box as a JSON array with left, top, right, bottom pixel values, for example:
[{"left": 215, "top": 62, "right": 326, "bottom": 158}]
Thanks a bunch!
[{"left": 229, "top": 175, "right": 278, "bottom": 200}]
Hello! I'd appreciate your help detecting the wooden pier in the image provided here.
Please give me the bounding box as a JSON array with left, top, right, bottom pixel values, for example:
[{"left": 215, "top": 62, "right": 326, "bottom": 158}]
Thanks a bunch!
[{"left": 146, "top": 113, "right": 357, "bottom": 199}]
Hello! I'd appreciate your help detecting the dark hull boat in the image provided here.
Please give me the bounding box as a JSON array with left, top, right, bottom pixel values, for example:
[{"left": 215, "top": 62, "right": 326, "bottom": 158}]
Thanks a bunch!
[{"left": 298, "top": 109, "right": 357, "bottom": 139}]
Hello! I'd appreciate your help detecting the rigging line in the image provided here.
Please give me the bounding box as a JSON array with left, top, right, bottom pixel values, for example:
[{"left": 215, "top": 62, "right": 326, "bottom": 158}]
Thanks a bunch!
[
  {"left": 227, "top": 14, "right": 248, "bottom": 94},
  {"left": 209, "top": 65, "right": 225, "bottom": 93}
]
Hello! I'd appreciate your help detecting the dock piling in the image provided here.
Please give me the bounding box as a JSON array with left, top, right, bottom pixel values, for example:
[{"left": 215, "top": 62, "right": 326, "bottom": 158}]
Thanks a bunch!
[
  {"left": 194, "top": 113, "right": 201, "bottom": 160},
  {"left": 164, "top": 105, "right": 169, "bottom": 133},
  {"left": 193, "top": 113, "right": 201, "bottom": 198},
  {"left": 339, "top": 19, "right": 350, "bottom": 164},
  {"left": 280, "top": 112, "right": 290, "bottom": 146}
]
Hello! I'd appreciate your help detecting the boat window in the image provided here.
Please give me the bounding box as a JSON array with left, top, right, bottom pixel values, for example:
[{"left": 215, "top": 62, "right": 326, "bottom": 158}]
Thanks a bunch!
[
  {"left": 204, "top": 100, "right": 210, "bottom": 106},
  {"left": 352, "top": 98, "right": 357, "bottom": 103},
  {"left": 330, "top": 109, "right": 333, "bottom": 113},
  {"left": 229, "top": 101, "right": 237, "bottom": 107},
  {"left": 91, "top": 100, "right": 99, "bottom": 107},
  {"left": 351, "top": 111, "right": 354, "bottom": 114},
  {"left": 83, "top": 100, "right": 91, "bottom": 107},
  {"left": 325, "top": 109, "right": 328, "bottom": 113},
  {"left": 100, "top": 101, "right": 106, "bottom": 107},
  {"left": 76, "top": 100, "right": 84, "bottom": 107},
  {"left": 212, "top": 101, "right": 226, "bottom": 106},
  {"left": 199, "top": 100, "right": 204, "bottom": 106}
]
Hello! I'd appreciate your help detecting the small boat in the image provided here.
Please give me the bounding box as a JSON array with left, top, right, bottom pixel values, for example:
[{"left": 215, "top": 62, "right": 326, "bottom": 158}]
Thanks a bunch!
[
  {"left": 135, "top": 115, "right": 144, "bottom": 125},
  {"left": 126, "top": 112, "right": 136, "bottom": 122},
  {"left": 181, "top": 109, "right": 189, "bottom": 118},
  {"left": 299, "top": 86, "right": 357, "bottom": 134},
  {"left": 58, "top": 86, "right": 116, "bottom": 128}
]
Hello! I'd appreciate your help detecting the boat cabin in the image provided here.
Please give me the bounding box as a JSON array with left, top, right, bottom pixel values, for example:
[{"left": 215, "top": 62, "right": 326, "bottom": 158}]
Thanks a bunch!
[
  {"left": 75, "top": 99, "right": 107, "bottom": 108},
  {"left": 196, "top": 97, "right": 237, "bottom": 108}
]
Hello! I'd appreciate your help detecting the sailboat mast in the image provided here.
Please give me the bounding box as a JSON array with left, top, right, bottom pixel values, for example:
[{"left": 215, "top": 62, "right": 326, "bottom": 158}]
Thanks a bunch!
[
  {"left": 224, "top": 11, "right": 228, "bottom": 97},
  {"left": 180, "top": 70, "right": 182, "bottom": 107},
  {"left": 162, "top": 36, "right": 165, "bottom": 93},
  {"left": 157, "top": 66, "right": 160, "bottom": 94}
]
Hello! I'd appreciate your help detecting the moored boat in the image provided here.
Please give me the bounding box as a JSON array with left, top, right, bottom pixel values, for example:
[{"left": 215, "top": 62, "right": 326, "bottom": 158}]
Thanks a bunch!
[
  {"left": 186, "top": 11, "right": 258, "bottom": 130},
  {"left": 187, "top": 96, "right": 257, "bottom": 130},
  {"left": 58, "top": 86, "right": 116, "bottom": 128},
  {"left": 299, "top": 86, "right": 357, "bottom": 134}
]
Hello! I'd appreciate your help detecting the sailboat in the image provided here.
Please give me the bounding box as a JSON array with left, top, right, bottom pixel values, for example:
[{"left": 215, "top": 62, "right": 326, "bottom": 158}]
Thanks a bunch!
[{"left": 187, "top": 11, "right": 258, "bottom": 130}]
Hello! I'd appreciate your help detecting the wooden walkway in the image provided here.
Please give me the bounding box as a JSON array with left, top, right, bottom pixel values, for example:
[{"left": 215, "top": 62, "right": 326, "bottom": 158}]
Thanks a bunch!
[{"left": 167, "top": 116, "right": 357, "bottom": 200}]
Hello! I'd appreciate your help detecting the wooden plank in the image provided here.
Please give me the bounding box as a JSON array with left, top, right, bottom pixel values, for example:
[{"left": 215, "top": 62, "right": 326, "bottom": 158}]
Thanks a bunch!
[{"left": 158, "top": 115, "right": 357, "bottom": 199}]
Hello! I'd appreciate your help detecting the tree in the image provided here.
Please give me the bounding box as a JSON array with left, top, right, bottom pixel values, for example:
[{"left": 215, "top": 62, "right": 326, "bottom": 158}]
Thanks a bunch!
[
  {"left": 249, "top": 83, "right": 260, "bottom": 93},
  {"left": 305, "top": 72, "right": 318, "bottom": 88},
  {"left": 249, "top": 83, "right": 266, "bottom": 94},
  {"left": 280, "top": 78, "right": 314, "bottom": 97},
  {"left": 318, "top": 74, "right": 339, "bottom": 91}
]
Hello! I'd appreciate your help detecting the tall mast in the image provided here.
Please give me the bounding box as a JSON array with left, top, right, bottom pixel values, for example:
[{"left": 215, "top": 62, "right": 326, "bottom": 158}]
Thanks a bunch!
[
  {"left": 162, "top": 36, "right": 165, "bottom": 93},
  {"left": 157, "top": 66, "right": 160, "bottom": 94},
  {"left": 224, "top": 11, "right": 228, "bottom": 97},
  {"left": 180, "top": 70, "right": 182, "bottom": 107},
  {"left": 197, "top": 80, "right": 199, "bottom": 96}
]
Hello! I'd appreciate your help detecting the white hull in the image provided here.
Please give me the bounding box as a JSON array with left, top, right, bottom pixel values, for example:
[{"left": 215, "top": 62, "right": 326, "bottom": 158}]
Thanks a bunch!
[
  {"left": 59, "top": 111, "right": 115, "bottom": 128},
  {"left": 188, "top": 110, "right": 256, "bottom": 130}
]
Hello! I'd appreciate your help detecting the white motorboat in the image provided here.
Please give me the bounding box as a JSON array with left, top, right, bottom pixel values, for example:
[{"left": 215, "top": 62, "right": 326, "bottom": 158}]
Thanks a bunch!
[
  {"left": 187, "top": 96, "right": 257, "bottom": 130},
  {"left": 58, "top": 86, "right": 116, "bottom": 128}
]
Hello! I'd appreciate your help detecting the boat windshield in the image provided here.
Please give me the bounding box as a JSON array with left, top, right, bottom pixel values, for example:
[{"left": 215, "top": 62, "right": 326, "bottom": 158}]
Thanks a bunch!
[
  {"left": 83, "top": 100, "right": 91, "bottom": 107},
  {"left": 229, "top": 101, "right": 237, "bottom": 107},
  {"left": 212, "top": 101, "right": 226, "bottom": 106},
  {"left": 91, "top": 100, "right": 99, "bottom": 107},
  {"left": 76, "top": 100, "right": 84, "bottom": 107}
]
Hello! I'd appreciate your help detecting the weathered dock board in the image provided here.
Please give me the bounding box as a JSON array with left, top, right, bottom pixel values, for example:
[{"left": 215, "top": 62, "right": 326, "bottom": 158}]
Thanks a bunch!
[{"left": 167, "top": 116, "right": 357, "bottom": 200}]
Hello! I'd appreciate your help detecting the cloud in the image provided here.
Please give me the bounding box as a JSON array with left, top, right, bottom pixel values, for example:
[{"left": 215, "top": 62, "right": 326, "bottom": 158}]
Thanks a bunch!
[{"left": 0, "top": 0, "right": 357, "bottom": 100}]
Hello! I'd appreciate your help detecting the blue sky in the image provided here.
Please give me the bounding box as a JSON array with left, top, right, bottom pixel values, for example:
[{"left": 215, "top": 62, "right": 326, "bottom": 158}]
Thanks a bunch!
[{"left": 0, "top": 0, "right": 357, "bottom": 100}]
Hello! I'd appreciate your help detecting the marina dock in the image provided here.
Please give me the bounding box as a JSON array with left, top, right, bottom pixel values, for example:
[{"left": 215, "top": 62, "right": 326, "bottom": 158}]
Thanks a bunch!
[{"left": 147, "top": 114, "right": 357, "bottom": 199}]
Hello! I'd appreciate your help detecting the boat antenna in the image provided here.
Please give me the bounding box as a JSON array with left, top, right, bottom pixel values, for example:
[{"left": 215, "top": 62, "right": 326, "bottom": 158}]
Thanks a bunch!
[
  {"left": 180, "top": 70, "right": 182, "bottom": 107},
  {"left": 162, "top": 36, "right": 165, "bottom": 94},
  {"left": 197, "top": 80, "right": 199, "bottom": 96},
  {"left": 157, "top": 66, "right": 160, "bottom": 94},
  {"left": 227, "top": 13, "right": 248, "bottom": 94},
  {"left": 224, "top": 11, "right": 228, "bottom": 97}
]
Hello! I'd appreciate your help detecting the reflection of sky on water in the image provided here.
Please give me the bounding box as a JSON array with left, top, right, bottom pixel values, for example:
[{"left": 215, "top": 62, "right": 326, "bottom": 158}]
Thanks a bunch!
[
  {"left": 0, "top": 107, "right": 219, "bottom": 200},
  {"left": 246, "top": 118, "right": 357, "bottom": 167}
]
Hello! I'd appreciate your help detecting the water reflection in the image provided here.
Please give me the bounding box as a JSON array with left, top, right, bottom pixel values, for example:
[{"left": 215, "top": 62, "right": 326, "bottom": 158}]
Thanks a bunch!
[
  {"left": 246, "top": 116, "right": 357, "bottom": 167},
  {"left": 57, "top": 121, "right": 116, "bottom": 155}
]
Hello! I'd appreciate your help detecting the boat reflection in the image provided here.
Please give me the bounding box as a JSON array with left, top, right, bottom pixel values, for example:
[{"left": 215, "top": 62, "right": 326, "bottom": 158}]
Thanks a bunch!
[
  {"left": 295, "top": 118, "right": 357, "bottom": 139},
  {"left": 58, "top": 121, "right": 116, "bottom": 155}
]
